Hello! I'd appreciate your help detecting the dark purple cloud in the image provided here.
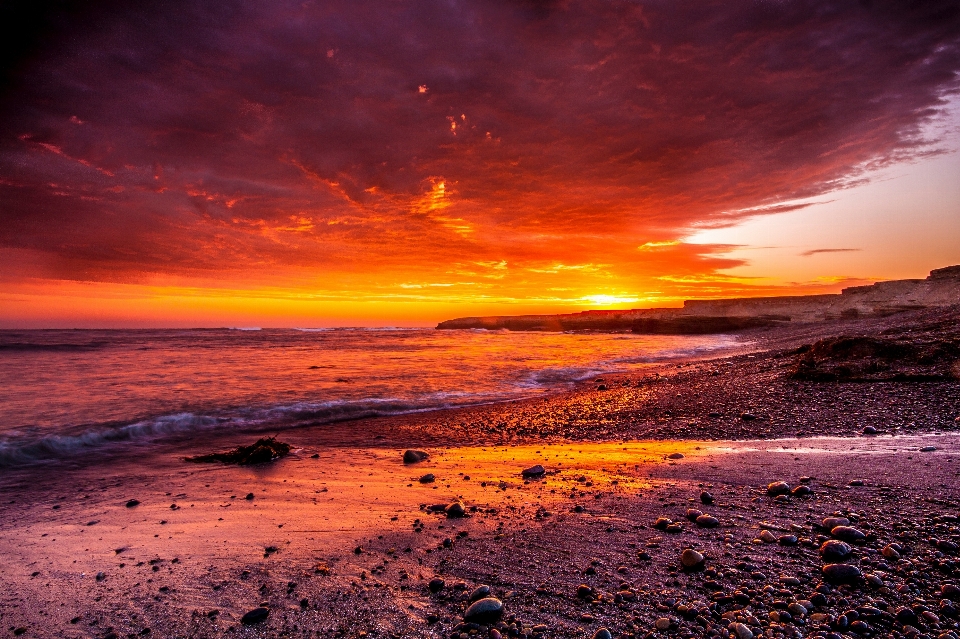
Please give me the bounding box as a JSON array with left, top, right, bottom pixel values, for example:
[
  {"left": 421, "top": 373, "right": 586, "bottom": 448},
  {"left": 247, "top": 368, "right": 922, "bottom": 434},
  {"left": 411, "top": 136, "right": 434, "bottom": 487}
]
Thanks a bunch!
[{"left": 1, "top": 0, "right": 958, "bottom": 287}]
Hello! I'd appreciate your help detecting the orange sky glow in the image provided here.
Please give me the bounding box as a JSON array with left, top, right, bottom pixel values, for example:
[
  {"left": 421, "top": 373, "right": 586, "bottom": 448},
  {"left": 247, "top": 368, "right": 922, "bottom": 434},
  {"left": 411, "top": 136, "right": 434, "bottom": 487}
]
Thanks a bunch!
[{"left": 1, "top": 1, "right": 959, "bottom": 327}]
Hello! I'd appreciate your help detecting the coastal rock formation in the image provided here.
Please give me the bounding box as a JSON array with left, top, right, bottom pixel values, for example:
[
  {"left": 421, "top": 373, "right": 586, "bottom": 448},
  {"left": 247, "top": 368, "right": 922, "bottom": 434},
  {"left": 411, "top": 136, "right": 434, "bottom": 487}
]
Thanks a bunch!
[
  {"left": 184, "top": 437, "right": 291, "bottom": 465},
  {"left": 436, "top": 265, "right": 960, "bottom": 334},
  {"left": 790, "top": 335, "right": 960, "bottom": 382}
]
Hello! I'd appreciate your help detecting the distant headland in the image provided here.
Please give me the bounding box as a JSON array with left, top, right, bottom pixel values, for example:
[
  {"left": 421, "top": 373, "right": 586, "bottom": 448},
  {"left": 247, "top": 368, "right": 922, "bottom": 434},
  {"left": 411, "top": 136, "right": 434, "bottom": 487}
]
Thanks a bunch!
[{"left": 437, "top": 265, "right": 960, "bottom": 334}]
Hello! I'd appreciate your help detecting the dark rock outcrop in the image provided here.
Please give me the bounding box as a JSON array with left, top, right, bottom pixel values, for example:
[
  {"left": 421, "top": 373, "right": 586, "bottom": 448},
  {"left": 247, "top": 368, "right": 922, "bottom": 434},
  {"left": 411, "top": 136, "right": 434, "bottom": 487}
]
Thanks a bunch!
[{"left": 185, "top": 437, "right": 291, "bottom": 465}]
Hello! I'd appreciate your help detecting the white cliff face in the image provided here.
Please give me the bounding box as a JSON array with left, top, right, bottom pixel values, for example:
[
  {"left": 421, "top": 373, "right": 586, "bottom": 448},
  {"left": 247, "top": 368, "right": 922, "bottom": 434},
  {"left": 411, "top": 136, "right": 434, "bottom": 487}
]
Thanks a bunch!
[
  {"left": 681, "top": 266, "right": 960, "bottom": 322},
  {"left": 438, "top": 265, "right": 960, "bottom": 331}
]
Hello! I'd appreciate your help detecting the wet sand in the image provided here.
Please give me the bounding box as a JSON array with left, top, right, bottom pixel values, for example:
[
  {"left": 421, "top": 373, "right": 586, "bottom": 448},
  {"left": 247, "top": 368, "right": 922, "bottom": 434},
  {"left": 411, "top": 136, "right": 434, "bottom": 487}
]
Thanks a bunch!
[{"left": 1, "top": 434, "right": 959, "bottom": 638}]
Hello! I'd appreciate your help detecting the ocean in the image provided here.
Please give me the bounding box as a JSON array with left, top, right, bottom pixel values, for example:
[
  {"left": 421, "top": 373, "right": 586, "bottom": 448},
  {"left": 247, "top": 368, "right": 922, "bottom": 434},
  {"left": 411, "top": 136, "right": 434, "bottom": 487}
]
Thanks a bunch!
[{"left": 0, "top": 328, "right": 740, "bottom": 465}]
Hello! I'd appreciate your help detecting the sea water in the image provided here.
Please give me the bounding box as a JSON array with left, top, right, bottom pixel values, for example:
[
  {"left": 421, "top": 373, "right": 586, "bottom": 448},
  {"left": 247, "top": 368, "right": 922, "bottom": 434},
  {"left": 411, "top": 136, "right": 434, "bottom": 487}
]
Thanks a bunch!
[{"left": 0, "top": 327, "right": 740, "bottom": 464}]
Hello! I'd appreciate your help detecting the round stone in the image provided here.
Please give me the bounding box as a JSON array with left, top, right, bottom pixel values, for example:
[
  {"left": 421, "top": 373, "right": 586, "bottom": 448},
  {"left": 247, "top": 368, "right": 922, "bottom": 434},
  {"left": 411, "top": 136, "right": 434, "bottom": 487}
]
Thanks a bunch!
[
  {"left": 822, "top": 563, "right": 862, "bottom": 584},
  {"left": 593, "top": 629, "right": 613, "bottom": 639},
  {"left": 428, "top": 578, "right": 445, "bottom": 593},
  {"left": 655, "top": 618, "right": 671, "bottom": 631},
  {"left": 469, "top": 585, "right": 491, "bottom": 601},
  {"left": 820, "top": 539, "right": 853, "bottom": 562},
  {"left": 241, "top": 607, "right": 269, "bottom": 625},
  {"left": 445, "top": 501, "right": 466, "bottom": 518},
  {"left": 463, "top": 597, "right": 504, "bottom": 624},
  {"left": 680, "top": 548, "right": 704, "bottom": 569},
  {"left": 831, "top": 526, "right": 866, "bottom": 543},
  {"left": 695, "top": 514, "right": 720, "bottom": 528},
  {"left": 759, "top": 530, "right": 777, "bottom": 544},
  {"left": 732, "top": 622, "right": 753, "bottom": 639},
  {"left": 699, "top": 491, "right": 714, "bottom": 505},
  {"left": 403, "top": 450, "right": 429, "bottom": 463},
  {"left": 766, "top": 481, "right": 790, "bottom": 496},
  {"left": 419, "top": 473, "right": 435, "bottom": 483},
  {"left": 823, "top": 516, "right": 850, "bottom": 529},
  {"left": 521, "top": 464, "right": 545, "bottom": 478}
]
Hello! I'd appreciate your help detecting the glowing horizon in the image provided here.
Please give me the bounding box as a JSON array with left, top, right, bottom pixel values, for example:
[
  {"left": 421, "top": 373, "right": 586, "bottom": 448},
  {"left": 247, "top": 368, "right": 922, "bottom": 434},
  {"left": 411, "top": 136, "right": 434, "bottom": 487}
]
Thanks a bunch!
[{"left": 2, "top": 1, "right": 959, "bottom": 328}]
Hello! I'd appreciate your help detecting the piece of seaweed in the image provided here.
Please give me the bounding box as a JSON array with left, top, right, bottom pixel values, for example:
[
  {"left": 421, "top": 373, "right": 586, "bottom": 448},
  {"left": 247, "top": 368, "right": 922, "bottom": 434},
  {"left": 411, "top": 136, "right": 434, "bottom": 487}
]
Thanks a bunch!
[{"left": 185, "top": 437, "right": 291, "bottom": 465}]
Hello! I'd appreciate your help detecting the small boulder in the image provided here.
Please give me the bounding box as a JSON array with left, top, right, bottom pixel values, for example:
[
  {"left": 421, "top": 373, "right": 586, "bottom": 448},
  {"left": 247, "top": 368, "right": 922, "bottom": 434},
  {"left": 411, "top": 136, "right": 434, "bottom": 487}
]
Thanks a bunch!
[
  {"left": 822, "top": 563, "right": 862, "bottom": 584},
  {"left": 831, "top": 526, "right": 866, "bottom": 543},
  {"left": 766, "top": 481, "right": 790, "bottom": 497},
  {"left": 403, "top": 450, "right": 430, "bottom": 464},
  {"left": 680, "top": 548, "right": 704, "bottom": 570},
  {"left": 521, "top": 465, "right": 546, "bottom": 478},
  {"left": 463, "top": 597, "right": 504, "bottom": 624},
  {"left": 241, "top": 607, "right": 270, "bottom": 625},
  {"left": 469, "top": 585, "right": 491, "bottom": 601},
  {"left": 820, "top": 540, "right": 853, "bottom": 562}
]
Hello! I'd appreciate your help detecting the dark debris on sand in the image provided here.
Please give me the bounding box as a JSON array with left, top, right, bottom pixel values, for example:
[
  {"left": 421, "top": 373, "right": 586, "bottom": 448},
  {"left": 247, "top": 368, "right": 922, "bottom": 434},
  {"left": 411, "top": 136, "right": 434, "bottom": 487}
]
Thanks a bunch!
[{"left": 184, "top": 437, "right": 291, "bottom": 465}]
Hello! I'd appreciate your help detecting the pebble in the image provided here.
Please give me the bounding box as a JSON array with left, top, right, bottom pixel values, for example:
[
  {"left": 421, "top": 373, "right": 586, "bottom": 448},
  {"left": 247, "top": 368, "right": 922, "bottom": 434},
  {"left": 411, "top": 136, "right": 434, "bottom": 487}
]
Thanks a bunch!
[
  {"left": 241, "top": 607, "right": 270, "bottom": 624},
  {"left": 830, "top": 525, "right": 866, "bottom": 543},
  {"left": 881, "top": 544, "right": 901, "bottom": 559},
  {"left": 695, "top": 514, "right": 720, "bottom": 528},
  {"left": 419, "top": 473, "right": 436, "bottom": 483},
  {"left": 463, "top": 597, "right": 504, "bottom": 624},
  {"left": 245, "top": 493, "right": 254, "bottom": 500},
  {"left": 862, "top": 425, "right": 877, "bottom": 435},
  {"left": 820, "top": 539, "right": 853, "bottom": 562},
  {"left": 125, "top": 499, "right": 140, "bottom": 508},
  {"left": 680, "top": 548, "right": 704, "bottom": 569},
  {"left": 521, "top": 465, "right": 545, "bottom": 478},
  {"left": 655, "top": 618, "right": 672, "bottom": 630},
  {"left": 790, "top": 485, "right": 812, "bottom": 497},
  {"left": 920, "top": 446, "right": 937, "bottom": 452},
  {"left": 759, "top": 530, "right": 777, "bottom": 543},
  {"left": 592, "top": 629, "right": 613, "bottom": 639},
  {"left": 822, "top": 563, "right": 862, "bottom": 584},
  {"left": 732, "top": 622, "right": 753, "bottom": 639},
  {"left": 428, "top": 578, "right": 445, "bottom": 593},
  {"left": 469, "top": 585, "right": 491, "bottom": 601},
  {"left": 667, "top": 453, "right": 684, "bottom": 459},
  {"left": 777, "top": 534, "right": 798, "bottom": 546},
  {"left": 685, "top": 508, "right": 703, "bottom": 521},
  {"left": 445, "top": 501, "right": 466, "bottom": 518},
  {"left": 700, "top": 491, "right": 714, "bottom": 505},
  {"left": 823, "top": 516, "right": 850, "bottom": 529},
  {"left": 766, "top": 481, "right": 790, "bottom": 496},
  {"left": 403, "top": 450, "right": 430, "bottom": 464},
  {"left": 653, "top": 517, "right": 672, "bottom": 530}
]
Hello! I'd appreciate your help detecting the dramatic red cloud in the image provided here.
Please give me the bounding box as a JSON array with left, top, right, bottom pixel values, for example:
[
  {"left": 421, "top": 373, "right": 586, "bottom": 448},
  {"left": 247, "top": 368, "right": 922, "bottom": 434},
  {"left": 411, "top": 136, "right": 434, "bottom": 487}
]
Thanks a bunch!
[{"left": 1, "top": 0, "right": 958, "bottom": 324}]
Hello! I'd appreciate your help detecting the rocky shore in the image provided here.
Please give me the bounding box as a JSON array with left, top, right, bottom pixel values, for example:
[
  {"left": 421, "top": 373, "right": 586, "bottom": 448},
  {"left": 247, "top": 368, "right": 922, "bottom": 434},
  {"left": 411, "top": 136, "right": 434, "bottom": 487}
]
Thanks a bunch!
[{"left": 0, "top": 306, "right": 958, "bottom": 639}]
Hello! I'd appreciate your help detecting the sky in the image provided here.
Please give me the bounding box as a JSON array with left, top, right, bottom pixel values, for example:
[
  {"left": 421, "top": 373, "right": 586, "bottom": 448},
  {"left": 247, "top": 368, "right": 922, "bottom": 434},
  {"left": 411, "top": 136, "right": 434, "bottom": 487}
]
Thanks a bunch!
[{"left": 1, "top": 0, "right": 959, "bottom": 328}]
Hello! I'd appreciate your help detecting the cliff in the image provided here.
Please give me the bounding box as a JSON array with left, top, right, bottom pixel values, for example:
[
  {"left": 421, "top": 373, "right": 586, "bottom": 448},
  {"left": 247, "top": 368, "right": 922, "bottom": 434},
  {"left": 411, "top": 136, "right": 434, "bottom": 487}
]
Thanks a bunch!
[{"left": 436, "top": 265, "right": 960, "bottom": 333}]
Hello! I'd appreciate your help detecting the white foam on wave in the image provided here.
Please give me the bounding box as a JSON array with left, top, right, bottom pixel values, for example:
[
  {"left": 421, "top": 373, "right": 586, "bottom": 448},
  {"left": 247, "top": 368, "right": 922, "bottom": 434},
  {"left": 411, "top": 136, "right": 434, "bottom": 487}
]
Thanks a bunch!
[{"left": 0, "top": 392, "right": 519, "bottom": 468}]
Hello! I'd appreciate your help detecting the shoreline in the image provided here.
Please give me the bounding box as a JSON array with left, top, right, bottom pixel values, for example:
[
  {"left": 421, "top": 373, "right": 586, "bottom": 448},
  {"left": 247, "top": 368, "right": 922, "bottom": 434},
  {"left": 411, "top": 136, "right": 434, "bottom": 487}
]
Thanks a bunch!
[{"left": 1, "top": 306, "right": 958, "bottom": 638}]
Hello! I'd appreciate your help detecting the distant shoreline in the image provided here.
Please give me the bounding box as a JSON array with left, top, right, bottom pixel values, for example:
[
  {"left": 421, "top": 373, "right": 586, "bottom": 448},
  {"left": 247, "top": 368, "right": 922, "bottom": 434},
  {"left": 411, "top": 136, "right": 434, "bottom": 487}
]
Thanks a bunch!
[{"left": 437, "top": 264, "right": 960, "bottom": 334}]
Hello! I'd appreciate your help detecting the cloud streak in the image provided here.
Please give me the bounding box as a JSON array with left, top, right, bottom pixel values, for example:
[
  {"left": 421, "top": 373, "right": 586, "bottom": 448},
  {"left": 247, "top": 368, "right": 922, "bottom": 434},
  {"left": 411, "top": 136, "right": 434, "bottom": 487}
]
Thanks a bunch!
[
  {"left": 800, "top": 248, "right": 863, "bottom": 257},
  {"left": 0, "top": 0, "right": 958, "bottom": 312}
]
